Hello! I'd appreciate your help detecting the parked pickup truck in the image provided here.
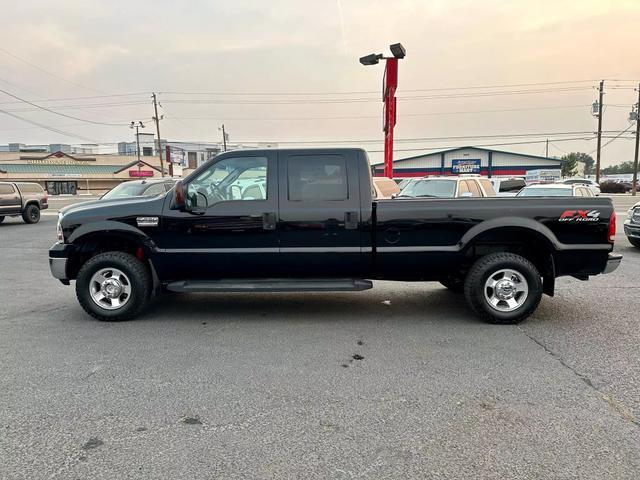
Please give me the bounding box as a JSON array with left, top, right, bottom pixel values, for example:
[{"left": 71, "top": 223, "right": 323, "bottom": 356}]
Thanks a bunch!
[
  {"left": 49, "top": 148, "right": 621, "bottom": 324},
  {"left": 0, "top": 181, "right": 48, "bottom": 224}
]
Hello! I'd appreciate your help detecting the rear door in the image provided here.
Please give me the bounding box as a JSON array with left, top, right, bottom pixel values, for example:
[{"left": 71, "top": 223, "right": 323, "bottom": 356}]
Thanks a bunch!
[
  {"left": 0, "top": 184, "right": 21, "bottom": 215},
  {"left": 277, "top": 150, "right": 366, "bottom": 277}
]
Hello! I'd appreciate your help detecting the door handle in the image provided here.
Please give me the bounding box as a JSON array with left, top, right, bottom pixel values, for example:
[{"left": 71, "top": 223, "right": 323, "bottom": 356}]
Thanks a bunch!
[
  {"left": 345, "top": 211, "right": 359, "bottom": 230},
  {"left": 262, "top": 212, "right": 276, "bottom": 230}
]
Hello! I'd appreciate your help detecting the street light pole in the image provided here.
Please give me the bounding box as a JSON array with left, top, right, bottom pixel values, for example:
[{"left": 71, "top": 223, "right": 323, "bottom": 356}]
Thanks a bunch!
[
  {"left": 595, "top": 80, "right": 604, "bottom": 183},
  {"left": 130, "top": 121, "right": 145, "bottom": 175},
  {"left": 632, "top": 83, "right": 640, "bottom": 196},
  {"left": 360, "top": 43, "right": 406, "bottom": 179}
]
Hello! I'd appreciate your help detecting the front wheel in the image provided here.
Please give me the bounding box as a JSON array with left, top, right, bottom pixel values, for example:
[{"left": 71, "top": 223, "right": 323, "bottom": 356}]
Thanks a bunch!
[
  {"left": 464, "top": 253, "right": 542, "bottom": 324},
  {"left": 628, "top": 237, "right": 640, "bottom": 249},
  {"left": 22, "top": 204, "right": 40, "bottom": 224},
  {"left": 75, "top": 252, "right": 152, "bottom": 321}
]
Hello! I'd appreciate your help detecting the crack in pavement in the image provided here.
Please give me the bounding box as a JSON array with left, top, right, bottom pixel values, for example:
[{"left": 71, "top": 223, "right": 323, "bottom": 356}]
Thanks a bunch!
[{"left": 517, "top": 326, "right": 639, "bottom": 428}]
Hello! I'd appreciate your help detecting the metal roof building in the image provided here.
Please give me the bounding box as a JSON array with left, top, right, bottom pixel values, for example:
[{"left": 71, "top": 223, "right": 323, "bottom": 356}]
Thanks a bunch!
[{"left": 373, "top": 146, "right": 563, "bottom": 177}]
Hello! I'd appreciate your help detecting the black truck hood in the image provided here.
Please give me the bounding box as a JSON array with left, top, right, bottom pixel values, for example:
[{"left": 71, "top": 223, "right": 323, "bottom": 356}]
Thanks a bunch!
[{"left": 59, "top": 194, "right": 166, "bottom": 226}]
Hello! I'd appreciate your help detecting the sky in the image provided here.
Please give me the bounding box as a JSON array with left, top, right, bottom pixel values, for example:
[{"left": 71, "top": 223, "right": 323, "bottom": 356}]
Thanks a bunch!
[{"left": 0, "top": 0, "right": 639, "bottom": 166}]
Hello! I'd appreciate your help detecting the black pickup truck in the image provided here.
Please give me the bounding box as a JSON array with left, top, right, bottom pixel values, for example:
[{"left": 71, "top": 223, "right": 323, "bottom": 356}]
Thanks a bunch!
[{"left": 49, "top": 148, "right": 621, "bottom": 324}]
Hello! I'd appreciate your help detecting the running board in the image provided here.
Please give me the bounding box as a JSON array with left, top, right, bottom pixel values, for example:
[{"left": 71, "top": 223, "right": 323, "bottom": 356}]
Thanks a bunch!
[{"left": 166, "top": 278, "right": 373, "bottom": 293}]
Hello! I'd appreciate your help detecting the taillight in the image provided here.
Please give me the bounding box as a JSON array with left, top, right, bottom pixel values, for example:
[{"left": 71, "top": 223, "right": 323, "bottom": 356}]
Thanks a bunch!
[{"left": 608, "top": 210, "right": 616, "bottom": 243}]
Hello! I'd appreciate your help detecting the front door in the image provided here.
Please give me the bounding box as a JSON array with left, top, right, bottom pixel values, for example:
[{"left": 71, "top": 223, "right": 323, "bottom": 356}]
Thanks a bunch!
[
  {"left": 154, "top": 152, "right": 279, "bottom": 279},
  {"left": 277, "top": 150, "right": 365, "bottom": 277}
]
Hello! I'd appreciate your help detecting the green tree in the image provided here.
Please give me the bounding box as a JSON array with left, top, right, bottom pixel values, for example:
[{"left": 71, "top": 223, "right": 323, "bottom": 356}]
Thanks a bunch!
[
  {"left": 561, "top": 153, "right": 579, "bottom": 177},
  {"left": 561, "top": 152, "right": 594, "bottom": 177}
]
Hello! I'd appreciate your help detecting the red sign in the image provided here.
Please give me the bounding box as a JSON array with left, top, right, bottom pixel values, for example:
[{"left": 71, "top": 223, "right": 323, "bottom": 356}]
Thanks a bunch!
[{"left": 129, "top": 170, "right": 154, "bottom": 177}]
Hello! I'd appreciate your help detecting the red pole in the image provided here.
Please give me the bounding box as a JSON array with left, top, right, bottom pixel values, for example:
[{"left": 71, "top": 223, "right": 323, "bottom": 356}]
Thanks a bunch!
[{"left": 383, "top": 58, "right": 398, "bottom": 178}]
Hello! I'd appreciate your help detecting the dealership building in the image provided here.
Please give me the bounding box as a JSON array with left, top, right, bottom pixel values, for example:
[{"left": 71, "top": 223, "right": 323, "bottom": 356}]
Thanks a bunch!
[
  {"left": 372, "top": 146, "right": 563, "bottom": 177},
  {"left": 0, "top": 137, "right": 277, "bottom": 195}
]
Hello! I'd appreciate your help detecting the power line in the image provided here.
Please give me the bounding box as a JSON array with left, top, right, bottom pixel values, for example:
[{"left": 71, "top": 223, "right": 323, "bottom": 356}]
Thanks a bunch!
[
  {"left": 0, "top": 107, "right": 101, "bottom": 143},
  {"left": 160, "top": 87, "right": 594, "bottom": 106},
  {"left": 0, "top": 46, "right": 106, "bottom": 94},
  {"left": 158, "top": 79, "right": 600, "bottom": 96},
  {"left": 588, "top": 123, "right": 636, "bottom": 154},
  {"left": 0, "top": 87, "right": 131, "bottom": 126},
  {"left": 165, "top": 104, "right": 590, "bottom": 122}
]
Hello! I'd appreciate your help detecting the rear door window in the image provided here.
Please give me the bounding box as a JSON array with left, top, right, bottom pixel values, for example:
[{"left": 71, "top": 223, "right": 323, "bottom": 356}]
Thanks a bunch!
[
  {"left": 0, "top": 184, "right": 16, "bottom": 194},
  {"left": 466, "top": 180, "right": 483, "bottom": 197},
  {"left": 499, "top": 179, "right": 526, "bottom": 193},
  {"left": 478, "top": 179, "right": 496, "bottom": 196},
  {"left": 457, "top": 180, "right": 469, "bottom": 196},
  {"left": 287, "top": 155, "right": 348, "bottom": 201}
]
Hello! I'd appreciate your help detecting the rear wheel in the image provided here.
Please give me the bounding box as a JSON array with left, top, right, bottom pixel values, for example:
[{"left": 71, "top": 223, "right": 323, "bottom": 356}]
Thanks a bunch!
[
  {"left": 629, "top": 237, "right": 640, "bottom": 249},
  {"left": 76, "top": 252, "right": 151, "bottom": 321},
  {"left": 22, "top": 204, "right": 40, "bottom": 224},
  {"left": 464, "top": 253, "right": 542, "bottom": 324}
]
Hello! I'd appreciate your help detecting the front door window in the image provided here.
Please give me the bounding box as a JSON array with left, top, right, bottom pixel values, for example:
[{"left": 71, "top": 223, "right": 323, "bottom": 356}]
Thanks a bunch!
[{"left": 186, "top": 156, "right": 268, "bottom": 209}]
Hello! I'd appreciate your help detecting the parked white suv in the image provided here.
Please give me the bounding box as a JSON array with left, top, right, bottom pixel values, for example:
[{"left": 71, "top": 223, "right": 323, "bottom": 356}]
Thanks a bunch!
[
  {"left": 396, "top": 176, "right": 496, "bottom": 198},
  {"left": 562, "top": 178, "right": 601, "bottom": 196},
  {"left": 490, "top": 177, "right": 527, "bottom": 197}
]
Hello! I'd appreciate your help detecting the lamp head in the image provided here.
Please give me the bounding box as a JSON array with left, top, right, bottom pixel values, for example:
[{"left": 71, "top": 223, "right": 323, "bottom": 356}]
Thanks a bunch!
[
  {"left": 390, "top": 43, "right": 406, "bottom": 59},
  {"left": 359, "top": 53, "right": 383, "bottom": 66}
]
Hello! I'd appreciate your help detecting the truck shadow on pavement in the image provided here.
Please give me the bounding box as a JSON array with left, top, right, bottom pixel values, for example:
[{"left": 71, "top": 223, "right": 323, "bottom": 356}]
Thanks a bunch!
[{"left": 142, "top": 287, "right": 482, "bottom": 325}]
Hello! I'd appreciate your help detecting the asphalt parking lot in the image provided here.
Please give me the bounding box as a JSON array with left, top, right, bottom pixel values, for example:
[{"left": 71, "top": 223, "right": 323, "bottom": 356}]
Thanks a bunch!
[{"left": 1, "top": 197, "right": 639, "bottom": 479}]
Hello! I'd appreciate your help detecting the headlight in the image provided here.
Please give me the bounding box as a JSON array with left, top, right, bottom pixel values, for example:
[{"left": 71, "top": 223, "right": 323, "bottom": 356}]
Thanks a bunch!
[{"left": 56, "top": 213, "right": 64, "bottom": 242}]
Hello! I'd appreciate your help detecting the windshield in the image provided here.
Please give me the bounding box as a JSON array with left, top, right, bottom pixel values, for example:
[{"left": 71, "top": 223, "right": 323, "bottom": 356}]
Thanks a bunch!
[
  {"left": 398, "top": 179, "right": 457, "bottom": 198},
  {"left": 517, "top": 187, "right": 573, "bottom": 196},
  {"left": 101, "top": 182, "right": 147, "bottom": 200}
]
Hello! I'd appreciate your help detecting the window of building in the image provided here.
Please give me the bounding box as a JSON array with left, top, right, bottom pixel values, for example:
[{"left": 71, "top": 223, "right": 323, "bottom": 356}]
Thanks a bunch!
[
  {"left": 287, "top": 155, "right": 348, "bottom": 201},
  {"left": 142, "top": 147, "right": 153, "bottom": 156}
]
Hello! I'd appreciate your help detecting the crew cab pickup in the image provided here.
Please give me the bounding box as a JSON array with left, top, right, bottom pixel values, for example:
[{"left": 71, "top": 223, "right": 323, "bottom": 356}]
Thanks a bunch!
[
  {"left": 0, "top": 181, "right": 48, "bottom": 224},
  {"left": 49, "top": 148, "right": 621, "bottom": 324}
]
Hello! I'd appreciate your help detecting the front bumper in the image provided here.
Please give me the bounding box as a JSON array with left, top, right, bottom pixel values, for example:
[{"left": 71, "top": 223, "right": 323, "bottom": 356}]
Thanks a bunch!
[
  {"left": 624, "top": 221, "right": 640, "bottom": 239},
  {"left": 49, "top": 242, "right": 74, "bottom": 282},
  {"left": 603, "top": 253, "right": 622, "bottom": 274}
]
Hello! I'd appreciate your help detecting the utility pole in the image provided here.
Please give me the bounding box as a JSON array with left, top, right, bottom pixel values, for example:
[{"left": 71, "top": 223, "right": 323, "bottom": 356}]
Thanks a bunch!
[
  {"left": 545, "top": 138, "right": 549, "bottom": 157},
  {"left": 130, "top": 121, "right": 145, "bottom": 175},
  {"left": 152, "top": 93, "right": 165, "bottom": 177},
  {"left": 220, "top": 124, "right": 227, "bottom": 151},
  {"left": 595, "top": 80, "right": 604, "bottom": 183},
  {"left": 632, "top": 83, "right": 640, "bottom": 196}
]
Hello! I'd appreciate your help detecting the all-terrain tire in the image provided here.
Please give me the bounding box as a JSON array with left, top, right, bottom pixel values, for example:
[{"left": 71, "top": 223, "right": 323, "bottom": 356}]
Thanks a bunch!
[
  {"left": 0, "top": 216, "right": 4, "bottom": 223},
  {"left": 464, "top": 252, "right": 543, "bottom": 325},
  {"left": 22, "top": 204, "right": 40, "bottom": 224},
  {"left": 75, "top": 252, "right": 151, "bottom": 321},
  {"left": 629, "top": 237, "right": 640, "bottom": 249}
]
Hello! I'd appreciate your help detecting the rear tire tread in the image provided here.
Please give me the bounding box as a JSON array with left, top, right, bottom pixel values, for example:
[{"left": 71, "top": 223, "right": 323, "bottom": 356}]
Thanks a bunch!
[{"left": 464, "top": 252, "right": 542, "bottom": 325}]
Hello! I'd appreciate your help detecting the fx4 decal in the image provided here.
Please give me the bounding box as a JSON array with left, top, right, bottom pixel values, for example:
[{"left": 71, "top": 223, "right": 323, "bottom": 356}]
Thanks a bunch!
[{"left": 559, "top": 210, "right": 601, "bottom": 222}]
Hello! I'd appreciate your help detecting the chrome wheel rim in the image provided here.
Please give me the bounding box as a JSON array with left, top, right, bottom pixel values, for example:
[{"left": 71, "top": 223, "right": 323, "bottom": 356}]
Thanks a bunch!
[
  {"left": 484, "top": 268, "right": 529, "bottom": 312},
  {"left": 89, "top": 268, "right": 132, "bottom": 310}
]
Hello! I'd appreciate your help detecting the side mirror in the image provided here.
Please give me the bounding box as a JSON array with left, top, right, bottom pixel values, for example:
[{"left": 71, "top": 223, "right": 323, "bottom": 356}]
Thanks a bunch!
[{"left": 170, "top": 180, "right": 186, "bottom": 210}]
